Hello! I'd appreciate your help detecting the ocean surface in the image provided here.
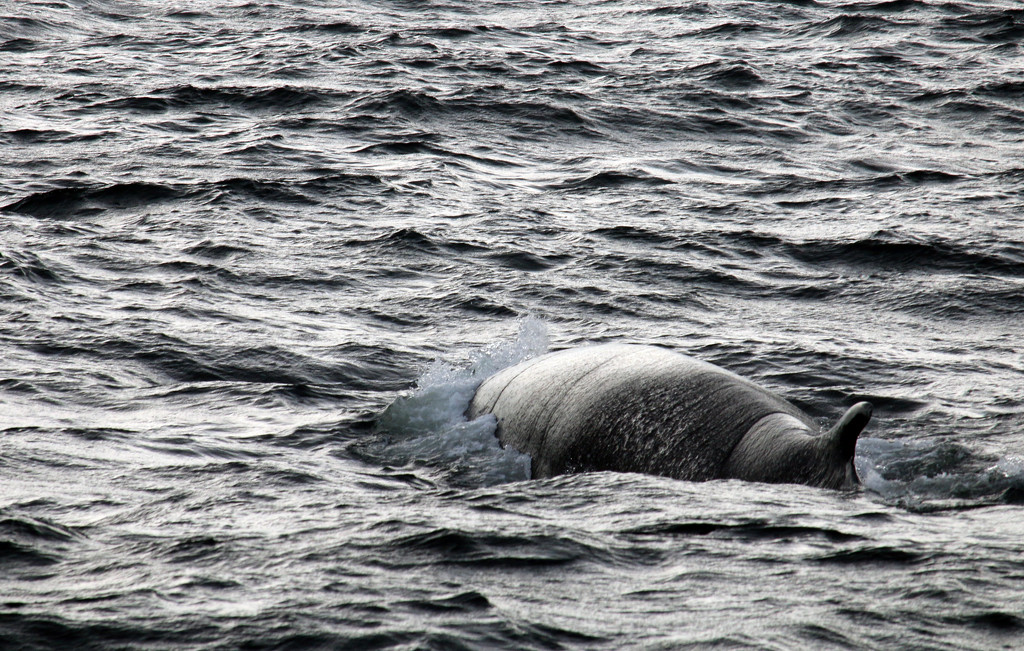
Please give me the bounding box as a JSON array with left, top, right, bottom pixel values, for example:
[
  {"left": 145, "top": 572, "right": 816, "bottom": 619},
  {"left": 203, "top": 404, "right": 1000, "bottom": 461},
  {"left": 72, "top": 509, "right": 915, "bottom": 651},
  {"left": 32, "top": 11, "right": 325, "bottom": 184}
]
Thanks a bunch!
[{"left": 2, "top": 0, "right": 1023, "bottom": 648}]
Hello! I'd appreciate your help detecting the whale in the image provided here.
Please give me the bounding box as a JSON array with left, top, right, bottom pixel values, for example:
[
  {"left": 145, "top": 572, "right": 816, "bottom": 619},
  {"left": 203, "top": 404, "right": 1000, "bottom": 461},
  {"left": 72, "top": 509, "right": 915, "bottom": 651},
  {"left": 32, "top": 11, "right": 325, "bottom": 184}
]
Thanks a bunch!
[{"left": 467, "top": 344, "right": 872, "bottom": 489}]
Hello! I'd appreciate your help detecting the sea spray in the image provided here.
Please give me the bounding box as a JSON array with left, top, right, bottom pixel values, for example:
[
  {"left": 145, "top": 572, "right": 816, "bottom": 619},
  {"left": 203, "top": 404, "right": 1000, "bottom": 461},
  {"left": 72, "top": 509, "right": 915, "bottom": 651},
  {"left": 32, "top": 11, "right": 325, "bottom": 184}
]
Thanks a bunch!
[
  {"left": 374, "top": 317, "right": 550, "bottom": 485},
  {"left": 856, "top": 437, "right": 1024, "bottom": 510}
]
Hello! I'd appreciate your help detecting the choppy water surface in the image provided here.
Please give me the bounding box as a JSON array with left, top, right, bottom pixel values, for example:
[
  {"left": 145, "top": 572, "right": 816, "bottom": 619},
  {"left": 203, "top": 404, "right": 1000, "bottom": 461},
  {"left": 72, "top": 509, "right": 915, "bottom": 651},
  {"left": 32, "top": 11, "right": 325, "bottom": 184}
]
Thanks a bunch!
[{"left": 2, "top": 0, "right": 1024, "bottom": 648}]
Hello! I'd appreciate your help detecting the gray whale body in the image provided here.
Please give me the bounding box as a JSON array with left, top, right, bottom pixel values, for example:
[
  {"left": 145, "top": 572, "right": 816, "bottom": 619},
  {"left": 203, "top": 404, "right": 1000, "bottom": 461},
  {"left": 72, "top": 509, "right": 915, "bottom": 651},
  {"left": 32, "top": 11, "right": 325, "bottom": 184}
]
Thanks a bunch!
[{"left": 468, "top": 344, "right": 872, "bottom": 489}]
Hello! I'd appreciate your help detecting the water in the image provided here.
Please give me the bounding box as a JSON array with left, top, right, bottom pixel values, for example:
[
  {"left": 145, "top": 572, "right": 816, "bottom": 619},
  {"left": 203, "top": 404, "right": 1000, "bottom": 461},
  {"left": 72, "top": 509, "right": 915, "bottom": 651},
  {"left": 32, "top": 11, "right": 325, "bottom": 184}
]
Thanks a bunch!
[{"left": 2, "top": 0, "right": 1023, "bottom": 647}]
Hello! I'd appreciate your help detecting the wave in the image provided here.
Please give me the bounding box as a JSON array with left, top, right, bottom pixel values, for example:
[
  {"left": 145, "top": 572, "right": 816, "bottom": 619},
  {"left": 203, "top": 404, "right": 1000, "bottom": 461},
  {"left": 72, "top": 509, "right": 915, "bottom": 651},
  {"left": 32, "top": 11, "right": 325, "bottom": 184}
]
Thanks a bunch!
[
  {"left": 394, "top": 590, "right": 492, "bottom": 613},
  {"left": 685, "top": 22, "right": 762, "bottom": 38},
  {"left": 1, "top": 173, "right": 386, "bottom": 218},
  {"left": 350, "top": 87, "right": 594, "bottom": 131},
  {"left": 20, "top": 324, "right": 407, "bottom": 392},
  {"left": 685, "top": 61, "right": 765, "bottom": 88},
  {"left": 553, "top": 170, "right": 674, "bottom": 191},
  {"left": 0, "top": 513, "right": 82, "bottom": 569},
  {"left": 90, "top": 84, "right": 347, "bottom": 113},
  {"left": 544, "top": 59, "right": 608, "bottom": 76},
  {"left": 977, "top": 79, "right": 1024, "bottom": 98},
  {"left": 0, "top": 81, "right": 45, "bottom": 93},
  {"left": 1, "top": 127, "right": 108, "bottom": 144},
  {"left": 0, "top": 37, "right": 40, "bottom": 52},
  {"left": 637, "top": 5, "right": 717, "bottom": 16},
  {"left": 835, "top": 0, "right": 925, "bottom": 11},
  {"left": 278, "top": 20, "right": 365, "bottom": 34},
  {"left": 590, "top": 226, "right": 1023, "bottom": 280},
  {"left": 624, "top": 520, "right": 864, "bottom": 542},
  {"left": 1, "top": 182, "right": 181, "bottom": 219},
  {"left": 354, "top": 139, "right": 447, "bottom": 156},
  {"left": 806, "top": 14, "right": 900, "bottom": 38},
  {"left": 354, "top": 227, "right": 444, "bottom": 255},
  {"left": 774, "top": 230, "right": 1024, "bottom": 277},
  {"left": 814, "top": 545, "right": 925, "bottom": 564},
  {"left": 591, "top": 225, "right": 682, "bottom": 246},
  {"left": 0, "top": 250, "right": 65, "bottom": 284},
  {"left": 182, "top": 240, "right": 251, "bottom": 260},
  {"left": 386, "top": 528, "right": 587, "bottom": 567},
  {"left": 939, "top": 8, "right": 1024, "bottom": 44},
  {"left": 751, "top": 169, "right": 968, "bottom": 199},
  {"left": 951, "top": 611, "right": 1024, "bottom": 633},
  {"left": 485, "top": 248, "right": 570, "bottom": 272},
  {"left": 0, "top": 514, "right": 80, "bottom": 543}
]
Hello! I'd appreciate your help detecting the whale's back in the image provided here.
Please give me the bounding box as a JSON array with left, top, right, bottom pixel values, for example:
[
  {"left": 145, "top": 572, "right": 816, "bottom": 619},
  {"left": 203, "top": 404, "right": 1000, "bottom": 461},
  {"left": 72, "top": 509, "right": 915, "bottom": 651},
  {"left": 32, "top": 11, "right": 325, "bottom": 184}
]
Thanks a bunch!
[{"left": 468, "top": 344, "right": 815, "bottom": 480}]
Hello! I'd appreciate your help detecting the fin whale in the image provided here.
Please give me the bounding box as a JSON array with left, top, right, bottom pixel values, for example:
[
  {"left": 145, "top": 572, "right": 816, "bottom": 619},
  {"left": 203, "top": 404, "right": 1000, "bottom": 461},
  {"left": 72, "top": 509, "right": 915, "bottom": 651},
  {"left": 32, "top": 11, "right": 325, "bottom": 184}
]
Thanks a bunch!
[{"left": 467, "top": 344, "right": 872, "bottom": 489}]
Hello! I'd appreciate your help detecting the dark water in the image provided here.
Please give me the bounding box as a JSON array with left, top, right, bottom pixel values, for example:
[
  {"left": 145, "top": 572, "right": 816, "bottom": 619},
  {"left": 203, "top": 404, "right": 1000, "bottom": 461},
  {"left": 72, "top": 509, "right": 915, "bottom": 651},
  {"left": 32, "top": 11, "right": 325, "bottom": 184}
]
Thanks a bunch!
[{"left": 2, "top": 0, "right": 1024, "bottom": 648}]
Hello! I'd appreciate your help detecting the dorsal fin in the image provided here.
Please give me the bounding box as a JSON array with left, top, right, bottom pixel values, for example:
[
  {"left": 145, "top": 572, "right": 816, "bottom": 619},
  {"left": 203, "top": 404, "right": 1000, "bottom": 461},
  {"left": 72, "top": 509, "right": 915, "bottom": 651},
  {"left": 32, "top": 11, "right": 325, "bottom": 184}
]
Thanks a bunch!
[{"left": 827, "top": 401, "right": 873, "bottom": 460}]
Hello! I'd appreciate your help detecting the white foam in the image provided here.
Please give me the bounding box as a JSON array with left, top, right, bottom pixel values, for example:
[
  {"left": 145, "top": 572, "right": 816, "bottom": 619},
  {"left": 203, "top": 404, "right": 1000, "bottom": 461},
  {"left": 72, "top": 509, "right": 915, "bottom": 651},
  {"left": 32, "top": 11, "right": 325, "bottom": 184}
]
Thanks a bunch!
[
  {"left": 994, "top": 455, "right": 1024, "bottom": 477},
  {"left": 376, "top": 317, "right": 548, "bottom": 485},
  {"left": 854, "top": 437, "right": 906, "bottom": 496},
  {"left": 855, "top": 437, "right": 1024, "bottom": 507}
]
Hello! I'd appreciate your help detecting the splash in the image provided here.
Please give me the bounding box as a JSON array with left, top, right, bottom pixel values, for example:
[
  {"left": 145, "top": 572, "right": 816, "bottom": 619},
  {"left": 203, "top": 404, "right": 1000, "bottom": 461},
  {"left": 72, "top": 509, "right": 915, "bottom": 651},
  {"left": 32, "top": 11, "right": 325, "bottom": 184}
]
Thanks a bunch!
[
  {"left": 856, "top": 437, "right": 1024, "bottom": 510},
  {"left": 374, "top": 317, "right": 549, "bottom": 486}
]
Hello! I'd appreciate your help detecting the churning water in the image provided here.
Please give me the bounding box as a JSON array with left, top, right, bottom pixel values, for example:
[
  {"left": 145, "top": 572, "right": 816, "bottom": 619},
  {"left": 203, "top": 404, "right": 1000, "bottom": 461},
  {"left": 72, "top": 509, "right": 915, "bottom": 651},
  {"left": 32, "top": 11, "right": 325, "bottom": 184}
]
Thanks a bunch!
[{"left": 2, "top": 0, "right": 1023, "bottom": 648}]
